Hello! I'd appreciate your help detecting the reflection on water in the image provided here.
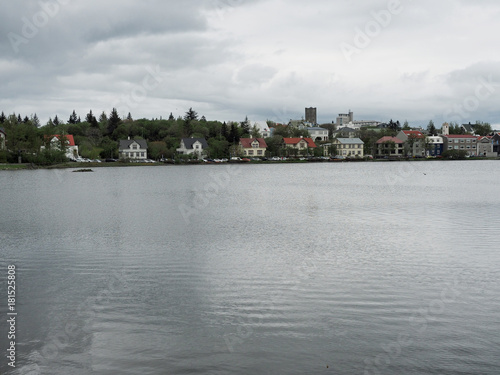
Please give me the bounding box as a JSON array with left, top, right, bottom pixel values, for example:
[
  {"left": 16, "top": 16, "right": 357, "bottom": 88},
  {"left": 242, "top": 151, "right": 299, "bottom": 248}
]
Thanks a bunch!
[{"left": 1, "top": 161, "right": 500, "bottom": 374}]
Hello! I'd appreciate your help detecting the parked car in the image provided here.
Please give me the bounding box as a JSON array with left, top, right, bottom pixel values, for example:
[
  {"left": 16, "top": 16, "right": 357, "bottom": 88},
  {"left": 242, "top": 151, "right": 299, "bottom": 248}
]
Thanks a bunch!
[
  {"left": 230, "top": 157, "right": 242, "bottom": 161},
  {"left": 241, "top": 158, "right": 251, "bottom": 162}
]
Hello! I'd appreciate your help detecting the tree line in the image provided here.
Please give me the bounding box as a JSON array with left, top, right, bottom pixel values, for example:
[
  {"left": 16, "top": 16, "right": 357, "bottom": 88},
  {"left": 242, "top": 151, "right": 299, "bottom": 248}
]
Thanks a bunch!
[{"left": 0, "top": 108, "right": 493, "bottom": 164}]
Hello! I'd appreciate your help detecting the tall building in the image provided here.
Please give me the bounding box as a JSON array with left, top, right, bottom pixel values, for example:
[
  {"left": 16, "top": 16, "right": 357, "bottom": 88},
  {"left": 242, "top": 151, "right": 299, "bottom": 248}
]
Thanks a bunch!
[
  {"left": 305, "top": 107, "right": 317, "bottom": 125},
  {"left": 336, "top": 110, "right": 354, "bottom": 127},
  {"left": 442, "top": 122, "right": 450, "bottom": 136}
]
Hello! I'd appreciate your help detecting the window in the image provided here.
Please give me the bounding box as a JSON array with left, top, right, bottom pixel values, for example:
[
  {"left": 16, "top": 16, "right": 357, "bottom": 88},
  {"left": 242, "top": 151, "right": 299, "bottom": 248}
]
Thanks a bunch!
[
  {"left": 141, "top": 152, "right": 145, "bottom": 157},
  {"left": 466, "top": 139, "right": 471, "bottom": 143},
  {"left": 257, "top": 150, "right": 263, "bottom": 155},
  {"left": 248, "top": 150, "right": 254, "bottom": 155},
  {"left": 132, "top": 144, "right": 138, "bottom": 150}
]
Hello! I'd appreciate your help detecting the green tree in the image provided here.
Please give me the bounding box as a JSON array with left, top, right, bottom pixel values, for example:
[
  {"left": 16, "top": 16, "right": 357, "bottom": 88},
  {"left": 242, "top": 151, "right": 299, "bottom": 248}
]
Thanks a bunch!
[
  {"left": 228, "top": 123, "right": 239, "bottom": 144},
  {"left": 265, "top": 135, "right": 283, "bottom": 157},
  {"left": 168, "top": 112, "right": 175, "bottom": 121},
  {"left": 250, "top": 125, "right": 261, "bottom": 138},
  {"left": 53, "top": 115, "right": 61, "bottom": 126},
  {"left": 99, "top": 111, "right": 108, "bottom": 125},
  {"left": 184, "top": 107, "right": 198, "bottom": 122},
  {"left": 221, "top": 122, "right": 228, "bottom": 140},
  {"left": 474, "top": 121, "right": 492, "bottom": 136},
  {"left": 31, "top": 113, "right": 40, "bottom": 127},
  {"left": 0, "top": 111, "right": 6, "bottom": 123},
  {"left": 427, "top": 120, "right": 436, "bottom": 136},
  {"left": 241, "top": 116, "right": 250, "bottom": 135},
  {"left": 107, "top": 108, "right": 122, "bottom": 136},
  {"left": 68, "top": 110, "right": 78, "bottom": 124}
]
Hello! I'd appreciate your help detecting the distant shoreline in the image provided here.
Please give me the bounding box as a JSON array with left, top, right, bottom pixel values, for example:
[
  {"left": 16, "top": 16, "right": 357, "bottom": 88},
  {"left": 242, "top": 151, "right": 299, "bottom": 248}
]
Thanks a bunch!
[{"left": 1, "top": 157, "right": 499, "bottom": 171}]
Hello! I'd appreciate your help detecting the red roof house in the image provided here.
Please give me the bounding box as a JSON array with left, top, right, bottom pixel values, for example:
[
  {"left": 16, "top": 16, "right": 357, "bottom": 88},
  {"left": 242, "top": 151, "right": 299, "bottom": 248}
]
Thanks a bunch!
[
  {"left": 283, "top": 137, "right": 317, "bottom": 149},
  {"left": 239, "top": 138, "right": 268, "bottom": 157}
]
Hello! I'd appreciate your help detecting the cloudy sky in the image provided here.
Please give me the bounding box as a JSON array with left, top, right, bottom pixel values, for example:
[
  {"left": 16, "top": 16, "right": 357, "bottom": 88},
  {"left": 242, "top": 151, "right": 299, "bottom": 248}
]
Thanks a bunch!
[{"left": 1, "top": 0, "right": 500, "bottom": 127}]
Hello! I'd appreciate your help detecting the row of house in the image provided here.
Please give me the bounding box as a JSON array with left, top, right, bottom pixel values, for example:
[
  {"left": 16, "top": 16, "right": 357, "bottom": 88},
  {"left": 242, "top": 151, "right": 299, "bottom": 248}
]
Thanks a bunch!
[
  {"left": 176, "top": 136, "right": 321, "bottom": 158},
  {"left": 33, "top": 130, "right": 500, "bottom": 163},
  {"left": 376, "top": 130, "right": 500, "bottom": 157}
]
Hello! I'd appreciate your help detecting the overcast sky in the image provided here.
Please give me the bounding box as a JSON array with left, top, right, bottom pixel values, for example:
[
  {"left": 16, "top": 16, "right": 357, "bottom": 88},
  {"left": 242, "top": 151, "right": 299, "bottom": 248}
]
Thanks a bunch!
[{"left": 1, "top": 0, "right": 500, "bottom": 127}]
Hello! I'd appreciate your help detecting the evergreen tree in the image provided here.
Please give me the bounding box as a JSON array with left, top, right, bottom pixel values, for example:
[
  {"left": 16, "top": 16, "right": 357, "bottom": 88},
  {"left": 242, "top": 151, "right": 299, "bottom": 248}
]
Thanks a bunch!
[
  {"left": 221, "top": 121, "right": 228, "bottom": 140},
  {"left": 201, "top": 115, "right": 207, "bottom": 122},
  {"left": 53, "top": 115, "right": 60, "bottom": 126},
  {"left": 17, "top": 114, "right": 22, "bottom": 123},
  {"left": 168, "top": 112, "right": 174, "bottom": 121},
  {"left": 31, "top": 114, "right": 40, "bottom": 127},
  {"left": 0, "top": 111, "right": 6, "bottom": 123},
  {"left": 68, "top": 110, "right": 78, "bottom": 124},
  {"left": 184, "top": 107, "right": 198, "bottom": 122},
  {"left": 99, "top": 111, "right": 108, "bottom": 124},
  {"left": 23, "top": 116, "right": 30, "bottom": 123},
  {"left": 229, "top": 123, "right": 239, "bottom": 144},
  {"left": 127, "top": 112, "right": 133, "bottom": 121},
  {"left": 77, "top": 116, "right": 81, "bottom": 123},
  {"left": 86, "top": 110, "right": 95, "bottom": 123},
  {"left": 427, "top": 120, "right": 437, "bottom": 136},
  {"left": 46, "top": 117, "right": 54, "bottom": 127},
  {"left": 107, "top": 108, "right": 121, "bottom": 135},
  {"left": 241, "top": 116, "right": 250, "bottom": 135}
]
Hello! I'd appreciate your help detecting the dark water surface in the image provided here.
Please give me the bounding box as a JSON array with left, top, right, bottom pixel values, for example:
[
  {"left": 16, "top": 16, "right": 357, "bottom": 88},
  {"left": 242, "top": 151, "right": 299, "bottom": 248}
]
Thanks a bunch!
[{"left": 1, "top": 161, "right": 499, "bottom": 374}]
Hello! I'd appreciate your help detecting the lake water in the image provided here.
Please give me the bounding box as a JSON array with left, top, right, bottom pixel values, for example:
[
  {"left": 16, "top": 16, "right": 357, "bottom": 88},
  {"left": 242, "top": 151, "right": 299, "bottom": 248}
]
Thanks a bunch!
[{"left": 1, "top": 161, "right": 499, "bottom": 374}]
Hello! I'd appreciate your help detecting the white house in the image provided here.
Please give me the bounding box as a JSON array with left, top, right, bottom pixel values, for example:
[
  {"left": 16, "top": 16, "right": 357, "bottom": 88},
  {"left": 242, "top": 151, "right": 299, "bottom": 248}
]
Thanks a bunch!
[
  {"left": 41, "top": 134, "right": 79, "bottom": 160},
  {"left": 333, "top": 138, "right": 364, "bottom": 157},
  {"left": 307, "top": 127, "right": 329, "bottom": 142},
  {"left": 119, "top": 138, "right": 148, "bottom": 160},
  {"left": 177, "top": 138, "right": 208, "bottom": 157}
]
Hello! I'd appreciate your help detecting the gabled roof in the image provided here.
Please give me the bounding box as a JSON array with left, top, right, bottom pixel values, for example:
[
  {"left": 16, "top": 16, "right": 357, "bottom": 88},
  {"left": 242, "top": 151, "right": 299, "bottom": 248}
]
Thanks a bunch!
[
  {"left": 180, "top": 138, "right": 208, "bottom": 149},
  {"left": 376, "top": 136, "right": 404, "bottom": 144},
  {"left": 46, "top": 134, "right": 76, "bottom": 146},
  {"left": 283, "top": 137, "right": 317, "bottom": 148},
  {"left": 335, "top": 137, "right": 364, "bottom": 145},
  {"left": 240, "top": 138, "right": 267, "bottom": 148},
  {"left": 402, "top": 130, "right": 424, "bottom": 138},
  {"left": 119, "top": 139, "right": 148, "bottom": 149},
  {"left": 462, "top": 123, "right": 476, "bottom": 132},
  {"left": 442, "top": 135, "right": 478, "bottom": 139}
]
